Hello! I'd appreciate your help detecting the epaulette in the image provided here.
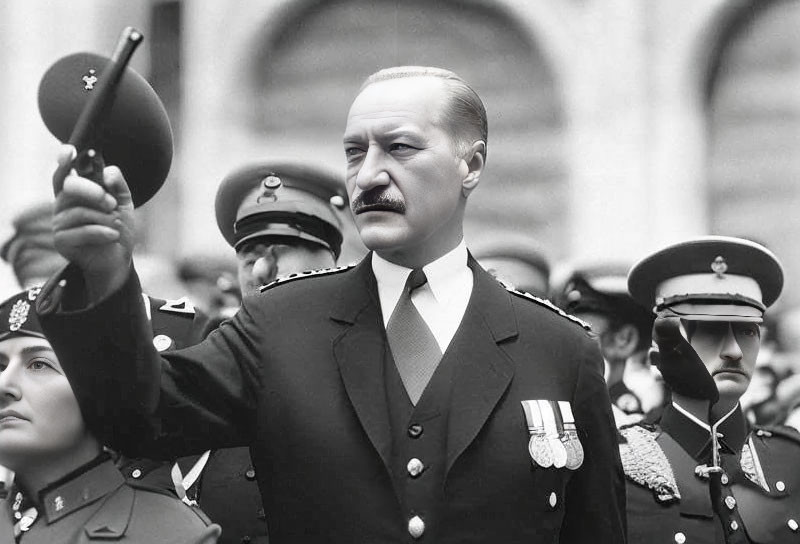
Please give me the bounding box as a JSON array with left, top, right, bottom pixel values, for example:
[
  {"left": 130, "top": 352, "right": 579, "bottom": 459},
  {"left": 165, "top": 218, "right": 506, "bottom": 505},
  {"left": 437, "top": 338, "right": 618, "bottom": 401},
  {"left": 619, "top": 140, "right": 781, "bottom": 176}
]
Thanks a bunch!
[
  {"left": 619, "top": 425, "right": 680, "bottom": 503},
  {"left": 753, "top": 424, "right": 800, "bottom": 447},
  {"left": 260, "top": 264, "right": 357, "bottom": 292},
  {"left": 501, "top": 282, "right": 591, "bottom": 331}
]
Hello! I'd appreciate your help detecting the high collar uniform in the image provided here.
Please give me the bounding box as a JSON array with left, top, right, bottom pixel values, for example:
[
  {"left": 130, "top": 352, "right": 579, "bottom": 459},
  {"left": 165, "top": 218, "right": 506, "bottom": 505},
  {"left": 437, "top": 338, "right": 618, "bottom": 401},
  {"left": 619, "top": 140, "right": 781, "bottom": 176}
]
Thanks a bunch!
[
  {"left": 37, "top": 254, "right": 626, "bottom": 543},
  {"left": 0, "top": 457, "right": 219, "bottom": 543},
  {"left": 621, "top": 403, "right": 800, "bottom": 543}
]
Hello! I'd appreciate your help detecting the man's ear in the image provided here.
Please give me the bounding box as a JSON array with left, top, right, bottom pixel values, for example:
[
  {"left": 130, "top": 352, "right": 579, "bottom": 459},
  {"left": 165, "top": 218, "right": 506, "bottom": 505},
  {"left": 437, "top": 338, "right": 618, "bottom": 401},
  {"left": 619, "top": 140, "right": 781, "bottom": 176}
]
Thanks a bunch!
[{"left": 461, "top": 140, "right": 486, "bottom": 197}]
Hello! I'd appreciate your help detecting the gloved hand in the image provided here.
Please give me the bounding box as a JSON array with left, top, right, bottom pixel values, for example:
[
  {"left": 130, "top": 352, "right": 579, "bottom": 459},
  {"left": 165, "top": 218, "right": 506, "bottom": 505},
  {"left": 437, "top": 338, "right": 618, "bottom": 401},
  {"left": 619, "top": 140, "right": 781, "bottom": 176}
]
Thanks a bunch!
[{"left": 650, "top": 315, "right": 719, "bottom": 403}]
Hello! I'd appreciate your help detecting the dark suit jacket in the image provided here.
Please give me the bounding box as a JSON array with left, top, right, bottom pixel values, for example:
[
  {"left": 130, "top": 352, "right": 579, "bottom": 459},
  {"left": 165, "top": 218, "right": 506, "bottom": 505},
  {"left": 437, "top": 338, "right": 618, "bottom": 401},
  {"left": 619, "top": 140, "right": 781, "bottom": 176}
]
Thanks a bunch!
[{"left": 38, "top": 255, "right": 626, "bottom": 543}]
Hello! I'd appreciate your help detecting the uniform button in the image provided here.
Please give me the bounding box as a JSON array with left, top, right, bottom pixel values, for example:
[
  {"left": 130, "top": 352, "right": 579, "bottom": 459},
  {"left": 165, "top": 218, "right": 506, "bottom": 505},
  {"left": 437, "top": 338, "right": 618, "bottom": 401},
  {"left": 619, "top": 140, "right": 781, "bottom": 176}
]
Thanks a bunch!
[
  {"left": 720, "top": 473, "right": 729, "bottom": 485},
  {"left": 245, "top": 468, "right": 256, "bottom": 481},
  {"left": 548, "top": 492, "right": 557, "bottom": 508},
  {"left": 152, "top": 334, "right": 173, "bottom": 352},
  {"left": 131, "top": 469, "right": 142, "bottom": 479},
  {"left": 724, "top": 496, "right": 736, "bottom": 510},
  {"left": 408, "top": 423, "right": 424, "bottom": 438},
  {"left": 674, "top": 532, "right": 686, "bottom": 544},
  {"left": 408, "top": 515, "right": 425, "bottom": 538},
  {"left": 407, "top": 458, "right": 425, "bottom": 478},
  {"left": 788, "top": 519, "right": 799, "bottom": 532},
  {"left": 241, "top": 537, "right": 251, "bottom": 543},
  {"left": 730, "top": 520, "right": 738, "bottom": 531},
  {"left": 776, "top": 480, "right": 786, "bottom": 492}
]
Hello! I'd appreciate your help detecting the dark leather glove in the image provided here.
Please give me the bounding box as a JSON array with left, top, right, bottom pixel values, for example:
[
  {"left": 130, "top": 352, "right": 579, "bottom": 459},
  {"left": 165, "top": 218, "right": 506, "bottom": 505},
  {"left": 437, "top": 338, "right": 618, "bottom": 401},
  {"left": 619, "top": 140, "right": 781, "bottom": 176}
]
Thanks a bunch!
[{"left": 650, "top": 315, "right": 719, "bottom": 403}]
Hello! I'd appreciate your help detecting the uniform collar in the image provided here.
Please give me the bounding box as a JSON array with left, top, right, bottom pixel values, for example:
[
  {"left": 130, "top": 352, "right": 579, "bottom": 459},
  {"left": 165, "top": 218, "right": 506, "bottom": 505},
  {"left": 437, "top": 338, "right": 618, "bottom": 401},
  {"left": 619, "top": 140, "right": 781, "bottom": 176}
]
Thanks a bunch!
[
  {"left": 37, "top": 454, "right": 124, "bottom": 523},
  {"left": 660, "top": 402, "right": 748, "bottom": 462}
]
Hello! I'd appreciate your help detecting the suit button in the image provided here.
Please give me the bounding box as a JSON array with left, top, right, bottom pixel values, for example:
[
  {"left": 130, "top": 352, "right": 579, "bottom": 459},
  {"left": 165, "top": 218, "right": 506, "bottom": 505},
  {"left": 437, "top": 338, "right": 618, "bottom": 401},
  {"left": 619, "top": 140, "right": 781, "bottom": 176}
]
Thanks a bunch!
[
  {"left": 674, "top": 532, "right": 686, "bottom": 544},
  {"left": 408, "top": 515, "right": 425, "bottom": 538},
  {"left": 408, "top": 424, "right": 424, "bottom": 438},
  {"left": 131, "top": 469, "right": 142, "bottom": 479},
  {"left": 245, "top": 468, "right": 256, "bottom": 481},
  {"left": 407, "top": 458, "right": 425, "bottom": 478}
]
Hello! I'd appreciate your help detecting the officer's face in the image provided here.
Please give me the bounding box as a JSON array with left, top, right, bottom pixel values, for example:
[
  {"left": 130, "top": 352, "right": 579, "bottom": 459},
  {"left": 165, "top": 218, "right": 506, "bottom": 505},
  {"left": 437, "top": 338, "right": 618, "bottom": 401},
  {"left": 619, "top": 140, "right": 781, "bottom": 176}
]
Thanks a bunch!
[
  {"left": 236, "top": 239, "right": 335, "bottom": 296},
  {"left": 344, "top": 77, "right": 479, "bottom": 266},
  {"left": 0, "top": 336, "right": 97, "bottom": 471},
  {"left": 689, "top": 321, "right": 761, "bottom": 404}
]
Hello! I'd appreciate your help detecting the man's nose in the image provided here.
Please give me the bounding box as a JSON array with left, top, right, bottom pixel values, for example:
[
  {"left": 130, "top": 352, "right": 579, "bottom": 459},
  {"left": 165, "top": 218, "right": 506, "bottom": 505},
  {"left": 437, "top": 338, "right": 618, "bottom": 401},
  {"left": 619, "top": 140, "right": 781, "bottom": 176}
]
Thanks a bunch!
[
  {"left": 252, "top": 254, "right": 277, "bottom": 286},
  {"left": 720, "top": 324, "right": 743, "bottom": 361},
  {"left": 355, "top": 146, "right": 391, "bottom": 191}
]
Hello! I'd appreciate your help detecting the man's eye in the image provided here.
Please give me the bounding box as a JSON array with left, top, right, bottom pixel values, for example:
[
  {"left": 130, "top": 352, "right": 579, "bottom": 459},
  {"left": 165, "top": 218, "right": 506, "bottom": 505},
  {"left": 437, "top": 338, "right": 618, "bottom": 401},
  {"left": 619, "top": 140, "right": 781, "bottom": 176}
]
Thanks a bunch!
[
  {"left": 344, "top": 147, "right": 364, "bottom": 159},
  {"left": 389, "top": 143, "right": 415, "bottom": 152}
]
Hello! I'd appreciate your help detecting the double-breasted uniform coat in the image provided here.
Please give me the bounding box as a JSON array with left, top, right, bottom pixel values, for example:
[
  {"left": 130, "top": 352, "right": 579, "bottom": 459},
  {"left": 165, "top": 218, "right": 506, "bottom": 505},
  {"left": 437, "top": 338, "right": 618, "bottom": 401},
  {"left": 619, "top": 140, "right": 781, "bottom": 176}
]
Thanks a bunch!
[{"left": 37, "top": 255, "right": 626, "bottom": 543}]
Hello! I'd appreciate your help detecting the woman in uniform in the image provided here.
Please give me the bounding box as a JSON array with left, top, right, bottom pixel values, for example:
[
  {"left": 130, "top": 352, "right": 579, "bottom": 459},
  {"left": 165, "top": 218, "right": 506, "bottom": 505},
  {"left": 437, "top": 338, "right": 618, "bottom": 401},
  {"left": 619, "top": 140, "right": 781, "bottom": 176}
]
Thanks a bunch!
[{"left": 0, "top": 287, "right": 221, "bottom": 543}]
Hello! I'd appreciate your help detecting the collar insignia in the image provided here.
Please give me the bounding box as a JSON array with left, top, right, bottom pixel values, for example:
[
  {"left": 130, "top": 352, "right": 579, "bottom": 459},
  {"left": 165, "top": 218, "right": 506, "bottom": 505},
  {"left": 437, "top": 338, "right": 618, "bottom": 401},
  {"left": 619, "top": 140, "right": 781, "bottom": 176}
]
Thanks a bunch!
[{"left": 82, "top": 68, "right": 98, "bottom": 91}]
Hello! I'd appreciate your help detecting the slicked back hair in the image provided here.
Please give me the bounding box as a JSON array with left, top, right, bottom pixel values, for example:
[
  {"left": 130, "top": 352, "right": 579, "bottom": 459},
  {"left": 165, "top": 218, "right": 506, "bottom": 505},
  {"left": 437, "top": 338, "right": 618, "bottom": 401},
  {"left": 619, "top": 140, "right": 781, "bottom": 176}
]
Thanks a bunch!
[{"left": 359, "top": 66, "right": 488, "bottom": 161}]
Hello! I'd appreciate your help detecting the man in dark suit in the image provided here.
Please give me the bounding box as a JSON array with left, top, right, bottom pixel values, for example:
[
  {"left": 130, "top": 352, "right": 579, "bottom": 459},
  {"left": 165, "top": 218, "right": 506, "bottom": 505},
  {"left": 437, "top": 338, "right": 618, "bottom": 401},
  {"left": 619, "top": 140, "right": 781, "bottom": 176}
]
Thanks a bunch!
[{"left": 37, "top": 66, "right": 625, "bottom": 543}]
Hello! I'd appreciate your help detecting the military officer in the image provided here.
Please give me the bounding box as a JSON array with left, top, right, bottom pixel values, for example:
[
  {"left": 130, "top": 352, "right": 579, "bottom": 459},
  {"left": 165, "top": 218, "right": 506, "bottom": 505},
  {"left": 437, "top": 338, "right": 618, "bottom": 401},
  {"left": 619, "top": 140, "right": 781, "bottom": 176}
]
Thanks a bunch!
[
  {"left": 215, "top": 161, "right": 348, "bottom": 296},
  {"left": 39, "top": 66, "right": 625, "bottom": 543},
  {"left": 622, "top": 236, "right": 800, "bottom": 543},
  {"left": 554, "top": 263, "right": 656, "bottom": 422},
  {"left": 0, "top": 288, "right": 220, "bottom": 543}
]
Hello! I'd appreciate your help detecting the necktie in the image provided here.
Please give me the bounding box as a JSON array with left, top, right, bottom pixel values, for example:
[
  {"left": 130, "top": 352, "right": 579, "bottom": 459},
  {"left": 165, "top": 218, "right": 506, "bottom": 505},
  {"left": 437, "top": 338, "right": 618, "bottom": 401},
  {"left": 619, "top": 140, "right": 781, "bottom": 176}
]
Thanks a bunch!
[{"left": 386, "top": 269, "right": 443, "bottom": 404}]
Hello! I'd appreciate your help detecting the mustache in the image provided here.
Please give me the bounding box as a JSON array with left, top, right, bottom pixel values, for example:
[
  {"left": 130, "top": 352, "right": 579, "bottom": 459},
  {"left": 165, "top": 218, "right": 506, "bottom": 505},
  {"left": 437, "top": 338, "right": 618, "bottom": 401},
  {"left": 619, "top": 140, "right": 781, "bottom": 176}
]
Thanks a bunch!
[{"left": 351, "top": 189, "right": 406, "bottom": 214}]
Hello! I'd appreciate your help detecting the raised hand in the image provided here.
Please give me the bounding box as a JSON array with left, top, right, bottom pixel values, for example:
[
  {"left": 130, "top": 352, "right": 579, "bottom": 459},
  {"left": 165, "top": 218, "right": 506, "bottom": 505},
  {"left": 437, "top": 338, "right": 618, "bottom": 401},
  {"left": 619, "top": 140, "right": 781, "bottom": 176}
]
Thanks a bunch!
[{"left": 51, "top": 144, "right": 136, "bottom": 301}]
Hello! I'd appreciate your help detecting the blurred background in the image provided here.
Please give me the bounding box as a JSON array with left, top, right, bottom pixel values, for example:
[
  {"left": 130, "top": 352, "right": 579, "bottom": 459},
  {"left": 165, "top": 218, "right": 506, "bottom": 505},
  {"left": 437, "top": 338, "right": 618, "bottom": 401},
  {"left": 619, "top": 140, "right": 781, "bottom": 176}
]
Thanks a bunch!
[{"left": 0, "top": 0, "right": 798, "bottom": 303}]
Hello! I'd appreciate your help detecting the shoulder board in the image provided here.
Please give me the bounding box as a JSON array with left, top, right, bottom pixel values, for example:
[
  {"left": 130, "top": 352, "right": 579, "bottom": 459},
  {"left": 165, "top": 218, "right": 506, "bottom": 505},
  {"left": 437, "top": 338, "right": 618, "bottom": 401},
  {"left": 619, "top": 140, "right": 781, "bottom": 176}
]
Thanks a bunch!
[
  {"left": 618, "top": 425, "right": 681, "bottom": 503},
  {"left": 502, "top": 283, "right": 591, "bottom": 331},
  {"left": 753, "top": 425, "right": 800, "bottom": 446},
  {"left": 260, "top": 264, "right": 356, "bottom": 292},
  {"left": 158, "top": 296, "right": 195, "bottom": 316}
]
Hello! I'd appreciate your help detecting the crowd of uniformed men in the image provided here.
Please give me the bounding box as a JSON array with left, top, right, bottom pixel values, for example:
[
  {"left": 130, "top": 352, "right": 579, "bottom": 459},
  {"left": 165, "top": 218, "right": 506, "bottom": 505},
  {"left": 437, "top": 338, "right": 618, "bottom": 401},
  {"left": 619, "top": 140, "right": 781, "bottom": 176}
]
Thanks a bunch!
[{"left": 0, "top": 59, "right": 799, "bottom": 544}]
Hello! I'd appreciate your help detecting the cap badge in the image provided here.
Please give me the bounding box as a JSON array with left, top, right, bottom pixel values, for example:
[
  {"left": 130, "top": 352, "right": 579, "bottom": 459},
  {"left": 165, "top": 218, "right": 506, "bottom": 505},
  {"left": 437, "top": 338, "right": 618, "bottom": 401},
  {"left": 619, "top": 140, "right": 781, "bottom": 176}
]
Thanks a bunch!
[
  {"left": 711, "top": 256, "right": 728, "bottom": 278},
  {"left": 81, "top": 68, "right": 98, "bottom": 91},
  {"left": 257, "top": 174, "right": 282, "bottom": 203},
  {"left": 8, "top": 300, "right": 30, "bottom": 332}
]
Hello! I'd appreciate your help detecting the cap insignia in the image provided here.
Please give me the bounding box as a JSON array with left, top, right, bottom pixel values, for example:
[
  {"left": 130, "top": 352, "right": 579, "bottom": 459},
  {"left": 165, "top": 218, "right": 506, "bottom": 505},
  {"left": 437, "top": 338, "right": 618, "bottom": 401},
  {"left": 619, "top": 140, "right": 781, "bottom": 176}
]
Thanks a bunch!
[
  {"left": 711, "top": 256, "right": 728, "bottom": 278},
  {"left": 82, "top": 69, "right": 98, "bottom": 91},
  {"left": 257, "top": 174, "right": 282, "bottom": 203},
  {"left": 9, "top": 300, "right": 30, "bottom": 332}
]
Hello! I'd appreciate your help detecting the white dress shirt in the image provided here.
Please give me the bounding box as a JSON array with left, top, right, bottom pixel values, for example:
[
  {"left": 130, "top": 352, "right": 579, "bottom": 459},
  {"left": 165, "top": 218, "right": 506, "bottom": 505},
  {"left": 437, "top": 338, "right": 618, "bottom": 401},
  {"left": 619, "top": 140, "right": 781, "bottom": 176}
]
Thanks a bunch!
[{"left": 372, "top": 241, "right": 473, "bottom": 353}]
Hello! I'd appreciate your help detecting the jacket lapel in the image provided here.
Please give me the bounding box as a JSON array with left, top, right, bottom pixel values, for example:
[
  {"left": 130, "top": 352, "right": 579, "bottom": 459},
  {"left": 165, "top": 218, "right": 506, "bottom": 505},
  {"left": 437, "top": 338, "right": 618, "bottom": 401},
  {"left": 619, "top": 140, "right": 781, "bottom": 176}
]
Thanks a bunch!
[
  {"left": 330, "top": 256, "right": 393, "bottom": 470},
  {"left": 446, "top": 258, "right": 517, "bottom": 473}
]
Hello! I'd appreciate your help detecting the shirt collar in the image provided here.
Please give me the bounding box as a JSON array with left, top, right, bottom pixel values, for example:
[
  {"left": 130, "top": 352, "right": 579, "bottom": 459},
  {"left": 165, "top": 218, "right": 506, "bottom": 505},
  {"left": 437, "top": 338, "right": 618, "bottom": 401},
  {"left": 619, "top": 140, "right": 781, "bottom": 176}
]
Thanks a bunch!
[{"left": 372, "top": 241, "right": 469, "bottom": 304}]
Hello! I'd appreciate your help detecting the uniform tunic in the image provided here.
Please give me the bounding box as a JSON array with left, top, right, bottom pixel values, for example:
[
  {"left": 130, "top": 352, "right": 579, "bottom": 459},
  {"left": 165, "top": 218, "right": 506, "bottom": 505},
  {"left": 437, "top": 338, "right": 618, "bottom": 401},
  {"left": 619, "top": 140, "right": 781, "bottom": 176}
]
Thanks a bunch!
[
  {"left": 37, "top": 255, "right": 626, "bottom": 543},
  {"left": 621, "top": 404, "right": 800, "bottom": 543},
  {"left": 0, "top": 457, "right": 220, "bottom": 543}
]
